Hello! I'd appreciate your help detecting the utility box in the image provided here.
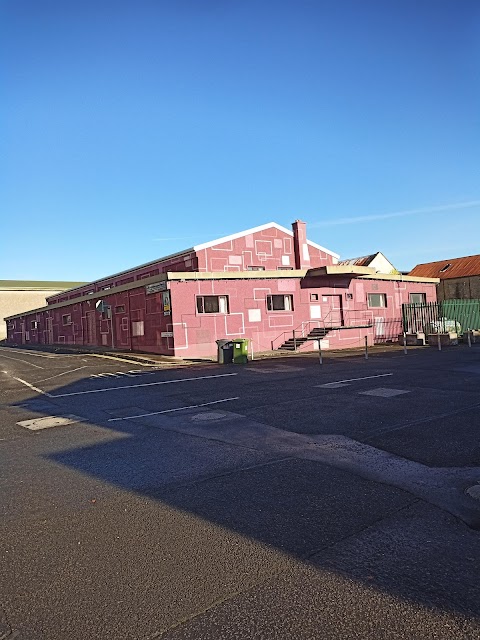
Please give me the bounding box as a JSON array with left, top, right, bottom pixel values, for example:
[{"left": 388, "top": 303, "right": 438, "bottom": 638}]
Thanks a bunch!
[
  {"left": 233, "top": 339, "right": 249, "bottom": 364},
  {"left": 216, "top": 339, "right": 233, "bottom": 364}
]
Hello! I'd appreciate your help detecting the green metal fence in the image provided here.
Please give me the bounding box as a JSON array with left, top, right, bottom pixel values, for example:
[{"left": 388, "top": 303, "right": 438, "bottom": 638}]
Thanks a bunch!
[{"left": 402, "top": 299, "right": 480, "bottom": 334}]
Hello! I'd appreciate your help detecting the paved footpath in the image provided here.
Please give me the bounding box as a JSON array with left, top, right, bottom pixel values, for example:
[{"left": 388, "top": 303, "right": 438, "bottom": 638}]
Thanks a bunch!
[{"left": 1, "top": 344, "right": 480, "bottom": 639}]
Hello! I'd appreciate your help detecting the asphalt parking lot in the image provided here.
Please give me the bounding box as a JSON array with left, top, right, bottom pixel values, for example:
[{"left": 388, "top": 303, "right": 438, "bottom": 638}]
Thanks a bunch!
[{"left": 1, "top": 344, "right": 480, "bottom": 639}]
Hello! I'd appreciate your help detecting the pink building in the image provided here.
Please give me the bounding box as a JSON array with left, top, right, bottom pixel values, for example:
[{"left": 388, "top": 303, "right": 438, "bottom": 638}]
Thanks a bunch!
[{"left": 5, "top": 221, "right": 438, "bottom": 357}]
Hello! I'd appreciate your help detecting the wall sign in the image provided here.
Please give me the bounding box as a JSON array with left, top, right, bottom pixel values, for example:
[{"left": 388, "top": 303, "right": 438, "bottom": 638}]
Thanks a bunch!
[
  {"left": 162, "top": 291, "right": 171, "bottom": 315},
  {"left": 161, "top": 331, "right": 173, "bottom": 338},
  {"left": 146, "top": 281, "right": 167, "bottom": 294}
]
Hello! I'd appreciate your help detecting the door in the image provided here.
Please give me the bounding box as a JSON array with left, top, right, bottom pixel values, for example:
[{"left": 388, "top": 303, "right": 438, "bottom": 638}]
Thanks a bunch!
[
  {"left": 45, "top": 318, "right": 53, "bottom": 344},
  {"left": 85, "top": 311, "right": 97, "bottom": 345},
  {"left": 322, "top": 295, "right": 344, "bottom": 327}
]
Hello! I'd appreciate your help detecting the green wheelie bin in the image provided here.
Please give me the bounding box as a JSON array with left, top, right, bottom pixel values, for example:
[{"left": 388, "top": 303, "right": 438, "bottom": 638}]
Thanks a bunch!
[{"left": 233, "top": 339, "right": 249, "bottom": 364}]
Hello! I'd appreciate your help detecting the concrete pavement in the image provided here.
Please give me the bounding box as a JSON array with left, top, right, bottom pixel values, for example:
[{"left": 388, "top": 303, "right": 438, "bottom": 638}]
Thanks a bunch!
[{"left": 1, "top": 344, "right": 480, "bottom": 639}]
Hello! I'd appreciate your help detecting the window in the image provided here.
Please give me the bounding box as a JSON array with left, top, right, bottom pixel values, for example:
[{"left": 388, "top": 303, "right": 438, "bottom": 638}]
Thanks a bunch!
[
  {"left": 247, "top": 266, "right": 265, "bottom": 271},
  {"left": 409, "top": 293, "right": 426, "bottom": 304},
  {"left": 367, "top": 293, "right": 387, "bottom": 308},
  {"left": 62, "top": 314, "right": 72, "bottom": 325},
  {"left": 31, "top": 320, "right": 38, "bottom": 330},
  {"left": 267, "top": 294, "right": 294, "bottom": 311},
  {"left": 439, "top": 263, "right": 451, "bottom": 273},
  {"left": 132, "top": 321, "right": 145, "bottom": 337},
  {"left": 196, "top": 295, "right": 229, "bottom": 314},
  {"left": 277, "top": 267, "right": 294, "bottom": 271},
  {"left": 115, "top": 305, "right": 126, "bottom": 313},
  {"left": 310, "top": 293, "right": 319, "bottom": 301},
  {"left": 346, "top": 293, "right": 353, "bottom": 300}
]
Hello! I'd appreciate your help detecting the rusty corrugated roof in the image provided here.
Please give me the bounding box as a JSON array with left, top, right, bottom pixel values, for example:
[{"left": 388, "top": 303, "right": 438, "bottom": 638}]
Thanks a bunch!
[
  {"left": 409, "top": 254, "right": 480, "bottom": 280},
  {"left": 337, "top": 253, "right": 377, "bottom": 267}
]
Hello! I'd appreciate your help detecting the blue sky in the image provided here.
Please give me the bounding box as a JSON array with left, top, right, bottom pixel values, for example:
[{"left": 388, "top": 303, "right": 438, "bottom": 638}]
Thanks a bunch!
[{"left": 1, "top": 0, "right": 479, "bottom": 281}]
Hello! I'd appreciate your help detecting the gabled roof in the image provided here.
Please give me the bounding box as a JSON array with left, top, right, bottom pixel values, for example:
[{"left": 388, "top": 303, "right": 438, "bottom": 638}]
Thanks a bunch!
[
  {"left": 337, "top": 253, "right": 378, "bottom": 267},
  {"left": 47, "top": 221, "right": 339, "bottom": 301},
  {"left": 409, "top": 254, "right": 480, "bottom": 280},
  {"left": 194, "top": 222, "right": 340, "bottom": 258}
]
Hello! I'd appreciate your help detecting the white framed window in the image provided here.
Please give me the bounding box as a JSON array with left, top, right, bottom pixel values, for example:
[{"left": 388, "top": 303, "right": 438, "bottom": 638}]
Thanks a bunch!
[
  {"left": 196, "top": 295, "right": 229, "bottom": 314},
  {"left": 310, "top": 293, "right": 319, "bottom": 301},
  {"left": 31, "top": 320, "right": 38, "bottom": 329},
  {"left": 409, "top": 293, "right": 426, "bottom": 304},
  {"left": 267, "top": 294, "right": 294, "bottom": 311},
  {"left": 367, "top": 293, "right": 387, "bottom": 308},
  {"left": 277, "top": 267, "right": 294, "bottom": 271},
  {"left": 247, "top": 266, "right": 265, "bottom": 271},
  {"left": 132, "top": 321, "right": 145, "bottom": 337},
  {"left": 62, "top": 314, "right": 72, "bottom": 325}
]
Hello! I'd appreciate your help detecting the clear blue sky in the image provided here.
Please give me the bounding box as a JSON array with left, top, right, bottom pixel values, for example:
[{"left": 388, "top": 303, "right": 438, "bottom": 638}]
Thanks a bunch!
[{"left": 1, "top": 0, "right": 479, "bottom": 281}]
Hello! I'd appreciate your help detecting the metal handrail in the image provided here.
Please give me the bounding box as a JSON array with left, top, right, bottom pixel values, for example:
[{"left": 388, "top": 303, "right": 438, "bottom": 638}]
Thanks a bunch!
[
  {"left": 271, "top": 330, "right": 292, "bottom": 351},
  {"left": 271, "top": 309, "right": 373, "bottom": 351}
]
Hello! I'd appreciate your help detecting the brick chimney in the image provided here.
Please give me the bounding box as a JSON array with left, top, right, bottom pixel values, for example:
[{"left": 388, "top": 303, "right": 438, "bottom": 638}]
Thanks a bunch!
[{"left": 292, "top": 220, "right": 310, "bottom": 269}]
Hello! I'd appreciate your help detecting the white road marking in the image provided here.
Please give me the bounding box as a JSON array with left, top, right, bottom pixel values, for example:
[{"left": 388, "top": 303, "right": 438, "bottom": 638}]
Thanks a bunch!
[
  {"left": 12, "top": 376, "right": 51, "bottom": 396},
  {"left": 318, "top": 382, "right": 351, "bottom": 389},
  {"left": 0, "top": 348, "right": 57, "bottom": 358},
  {"left": 36, "top": 366, "right": 87, "bottom": 383},
  {"left": 87, "top": 353, "right": 157, "bottom": 366},
  {"left": 90, "top": 370, "right": 154, "bottom": 379},
  {"left": 17, "top": 415, "right": 81, "bottom": 430},
  {"left": 246, "top": 365, "right": 306, "bottom": 374},
  {"left": 49, "top": 372, "right": 238, "bottom": 398},
  {"left": 107, "top": 397, "right": 240, "bottom": 421},
  {"left": 0, "top": 354, "right": 44, "bottom": 369},
  {"left": 315, "top": 373, "right": 393, "bottom": 387}
]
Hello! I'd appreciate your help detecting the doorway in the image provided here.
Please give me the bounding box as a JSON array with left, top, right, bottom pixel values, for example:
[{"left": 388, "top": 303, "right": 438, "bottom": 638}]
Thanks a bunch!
[{"left": 322, "top": 295, "right": 344, "bottom": 326}]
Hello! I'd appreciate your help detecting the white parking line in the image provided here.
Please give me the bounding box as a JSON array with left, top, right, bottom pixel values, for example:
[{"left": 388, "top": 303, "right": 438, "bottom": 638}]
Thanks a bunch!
[
  {"left": 107, "top": 397, "right": 240, "bottom": 421},
  {"left": 49, "top": 372, "right": 238, "bottom": 398},
  {"left": 0, "top": 348, "right": 57, "bottom": 358},
  {"left": 12, "top": 376, "right": 51, "bottom": 396},
  {"left": 316, "top": 373, "right": 393, "bottom": 387},
  {"left": 36, "top": 366, "right": 87, "bottom": 383},
  {"left": 0, "top": 354, "right": 44, "bottom": 369},
  {"left": 88, "top": 353, "right": 157, "bottom": 366}
]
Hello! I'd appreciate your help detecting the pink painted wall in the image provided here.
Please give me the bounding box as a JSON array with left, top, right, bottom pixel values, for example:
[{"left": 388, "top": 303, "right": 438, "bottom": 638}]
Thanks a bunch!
[
  {"left": 8, "top": 287, "right": 174, "bottom": 355},
  {"left": 7, "top": 275, "right": 436, "bottom": 356},
  {"left": 195, "top": 225, "right": 335, "bottom": 273},
  {"left": 168, "top": 276, "right": 437, "bottom": 358},
  {"left": 7, "top": 216, "right": 436, "bottom": 356}
]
